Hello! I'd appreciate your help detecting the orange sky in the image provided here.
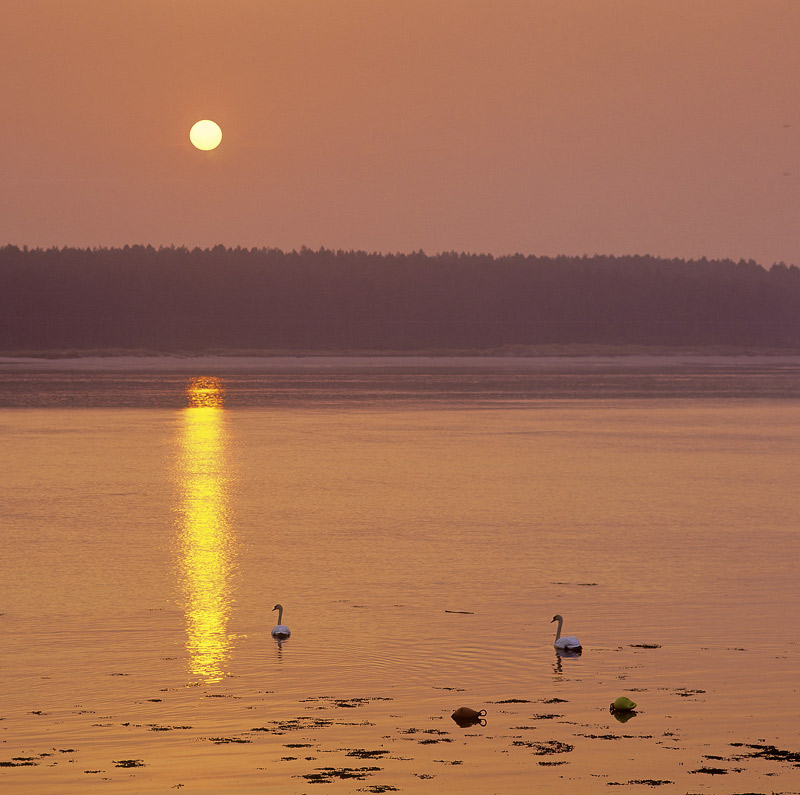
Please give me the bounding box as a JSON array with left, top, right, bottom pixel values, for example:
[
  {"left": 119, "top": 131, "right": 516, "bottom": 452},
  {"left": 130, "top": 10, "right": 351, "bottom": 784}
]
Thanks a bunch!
[{"left": 2, "top": 0, "right": 798, "bottom": 266}]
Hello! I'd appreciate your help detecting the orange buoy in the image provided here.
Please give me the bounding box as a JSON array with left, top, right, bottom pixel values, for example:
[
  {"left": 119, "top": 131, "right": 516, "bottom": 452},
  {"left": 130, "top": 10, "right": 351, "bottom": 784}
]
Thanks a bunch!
[{"left": 451, "top": 706, "right": 487, "bottom": 727}]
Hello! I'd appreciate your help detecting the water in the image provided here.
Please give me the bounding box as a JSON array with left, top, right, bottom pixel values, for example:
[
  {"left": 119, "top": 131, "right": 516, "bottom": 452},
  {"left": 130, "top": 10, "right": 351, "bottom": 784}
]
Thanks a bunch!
[{"left": 2, "top": 357, "right": 799, "bottom": 793}]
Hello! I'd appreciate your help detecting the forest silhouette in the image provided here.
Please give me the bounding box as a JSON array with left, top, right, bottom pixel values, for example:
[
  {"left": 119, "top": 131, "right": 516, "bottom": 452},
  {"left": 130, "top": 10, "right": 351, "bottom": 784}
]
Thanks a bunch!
[{"left": 1, "top": 245, "right": 798, "bottom": 354}]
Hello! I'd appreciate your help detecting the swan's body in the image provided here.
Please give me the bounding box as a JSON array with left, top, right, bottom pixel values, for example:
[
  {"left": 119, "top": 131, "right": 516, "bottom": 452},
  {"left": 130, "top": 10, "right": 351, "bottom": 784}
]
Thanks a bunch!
[
  {"left": 271, "top": 603, "right": 291, "bottom": 638},
  {"left": 551, "top": 614, "right": 582, "bottom": 652}
]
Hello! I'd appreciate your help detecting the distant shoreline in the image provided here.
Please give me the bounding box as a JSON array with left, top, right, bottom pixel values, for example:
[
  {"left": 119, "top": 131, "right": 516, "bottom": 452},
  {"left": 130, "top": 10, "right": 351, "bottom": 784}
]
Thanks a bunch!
[
  {"left": 3, "top": 344, "right": 800, "bottom": 359},
  {"left": 3, "top": 347, "right": 800, "bottom": 373}
]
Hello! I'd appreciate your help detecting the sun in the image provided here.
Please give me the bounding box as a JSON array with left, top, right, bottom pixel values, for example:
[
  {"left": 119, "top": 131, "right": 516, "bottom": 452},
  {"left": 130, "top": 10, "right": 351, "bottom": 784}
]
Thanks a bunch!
[{"left": 189, "top": 120, "right": 222, "bottom": 151}]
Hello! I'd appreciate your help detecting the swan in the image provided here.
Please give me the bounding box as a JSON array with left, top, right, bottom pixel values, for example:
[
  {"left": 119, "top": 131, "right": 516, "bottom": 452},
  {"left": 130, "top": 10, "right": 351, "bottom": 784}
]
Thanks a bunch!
[
  {"left": 551, "top": 614, "right": 582, "bottom": 652},
  {"left": 271, "top": 603, "right": 291, "bottom": 639}
]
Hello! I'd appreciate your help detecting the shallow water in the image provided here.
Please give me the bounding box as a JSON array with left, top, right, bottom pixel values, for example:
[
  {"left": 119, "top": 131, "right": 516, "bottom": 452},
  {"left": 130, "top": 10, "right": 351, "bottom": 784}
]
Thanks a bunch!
[{"left": 2, "top": 360, "right": 799, "bottom": 793}]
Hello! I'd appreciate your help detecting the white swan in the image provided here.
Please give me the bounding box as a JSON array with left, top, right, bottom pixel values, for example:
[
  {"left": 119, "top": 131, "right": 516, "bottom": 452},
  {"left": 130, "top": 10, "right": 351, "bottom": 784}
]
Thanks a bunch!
[
  {"left": 271, "top": 603, "right": 291, "bottom": 639},
  {"left": 551, "top": 614, "right": 582, "bottom": 652}
]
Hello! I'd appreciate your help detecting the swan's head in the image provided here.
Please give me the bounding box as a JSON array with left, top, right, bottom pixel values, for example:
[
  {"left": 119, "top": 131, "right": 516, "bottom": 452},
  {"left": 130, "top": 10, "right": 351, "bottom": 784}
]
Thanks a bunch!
[
  {"left": 272, "top": 603, "right": 283, "bottom": 612},
  {"left": 551, "top": 614, "right": 563, "bottom": 623}
]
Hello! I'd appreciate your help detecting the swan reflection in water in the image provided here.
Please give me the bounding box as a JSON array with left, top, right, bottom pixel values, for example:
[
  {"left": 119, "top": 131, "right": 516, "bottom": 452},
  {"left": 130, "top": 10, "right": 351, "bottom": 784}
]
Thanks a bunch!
[
  {"left": 176, "top": 377, "right": 237, "bottom": 684},
  {"left": 552, "top": 647, "right": 583, "bottom": 675}
]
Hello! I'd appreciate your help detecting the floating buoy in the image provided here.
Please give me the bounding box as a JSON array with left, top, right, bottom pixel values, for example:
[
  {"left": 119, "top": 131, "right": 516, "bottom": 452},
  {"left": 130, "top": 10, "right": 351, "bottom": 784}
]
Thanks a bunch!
[
  {"left": 609, "top": 696, "right": 637, "bottom": 723},
  {"left": 610, "top": 696, "right": 637, "bottom": 713},
  {"left": 451, "top": 706, "right": 487, "bottom": 727}
]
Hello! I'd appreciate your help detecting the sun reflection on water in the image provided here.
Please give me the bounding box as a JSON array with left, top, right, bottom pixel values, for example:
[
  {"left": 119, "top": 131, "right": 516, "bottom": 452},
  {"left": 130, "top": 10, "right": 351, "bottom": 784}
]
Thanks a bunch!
[{"left": 176, "top": 377, "right": 236, "bottom": 683}]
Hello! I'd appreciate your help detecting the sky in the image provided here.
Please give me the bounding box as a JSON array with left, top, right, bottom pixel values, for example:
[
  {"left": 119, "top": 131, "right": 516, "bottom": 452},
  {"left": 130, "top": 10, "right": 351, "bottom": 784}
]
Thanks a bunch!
[{"left": 2, "top": 0, "right": 798, "bottom": 267}]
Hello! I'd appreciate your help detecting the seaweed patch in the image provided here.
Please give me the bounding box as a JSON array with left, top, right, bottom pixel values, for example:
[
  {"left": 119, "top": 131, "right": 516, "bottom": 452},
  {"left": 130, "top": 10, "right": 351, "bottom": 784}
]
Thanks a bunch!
[
  {"left": 149, "top": 725, "right": 193, "bottom": 731},
  {"left": 208, "top": 737, "right": 251, "bottom": 744},
  {"left": 673, "top": 688, "right": 706, "bottom": 697},
  {"left": 346, "top": 750, "right": 390, "bottom": 759},
  {"left": 251, "top": 717, "right": 334, "bottom": 733},
  {"left": 299, "top": 766, "right": 381, "bottom": 783},
  {"left": 730, "top": 743, "right": 800, "bottom": 766},
  {"left": 607, "top": 780, "right": 672, "bottom": 786},
  {"left": 512, "top": 740, "right": 573, "bottom": 755}
]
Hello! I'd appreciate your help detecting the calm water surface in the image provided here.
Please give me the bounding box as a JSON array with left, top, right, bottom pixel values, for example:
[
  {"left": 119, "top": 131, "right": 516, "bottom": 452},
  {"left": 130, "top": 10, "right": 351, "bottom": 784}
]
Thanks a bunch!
[{"left": 2, "top": 359, "right": 799, "bottom": 793}]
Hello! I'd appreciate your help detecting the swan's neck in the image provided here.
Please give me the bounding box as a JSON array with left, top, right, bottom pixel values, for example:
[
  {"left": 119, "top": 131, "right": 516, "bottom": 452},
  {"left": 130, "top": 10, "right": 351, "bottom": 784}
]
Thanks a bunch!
[
  {"left": 276, "top": 606, "right": 283, "bottom": 625},
  {"left": 554, "top": 617, "right": 563, "bottom": 641}
]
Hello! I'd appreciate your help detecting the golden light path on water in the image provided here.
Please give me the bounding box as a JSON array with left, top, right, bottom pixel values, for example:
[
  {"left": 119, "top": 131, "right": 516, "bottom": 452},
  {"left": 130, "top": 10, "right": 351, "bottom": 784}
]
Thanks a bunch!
[{"left": 175, "top": 377, "right": 235, "bottom": 684}]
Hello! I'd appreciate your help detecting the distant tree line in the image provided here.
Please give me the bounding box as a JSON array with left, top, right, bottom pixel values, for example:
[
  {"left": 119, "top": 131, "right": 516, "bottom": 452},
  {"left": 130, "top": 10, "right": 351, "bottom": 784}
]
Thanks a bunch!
[{"left": 1, "top": 244, "right": 799, "bottom": 352}]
